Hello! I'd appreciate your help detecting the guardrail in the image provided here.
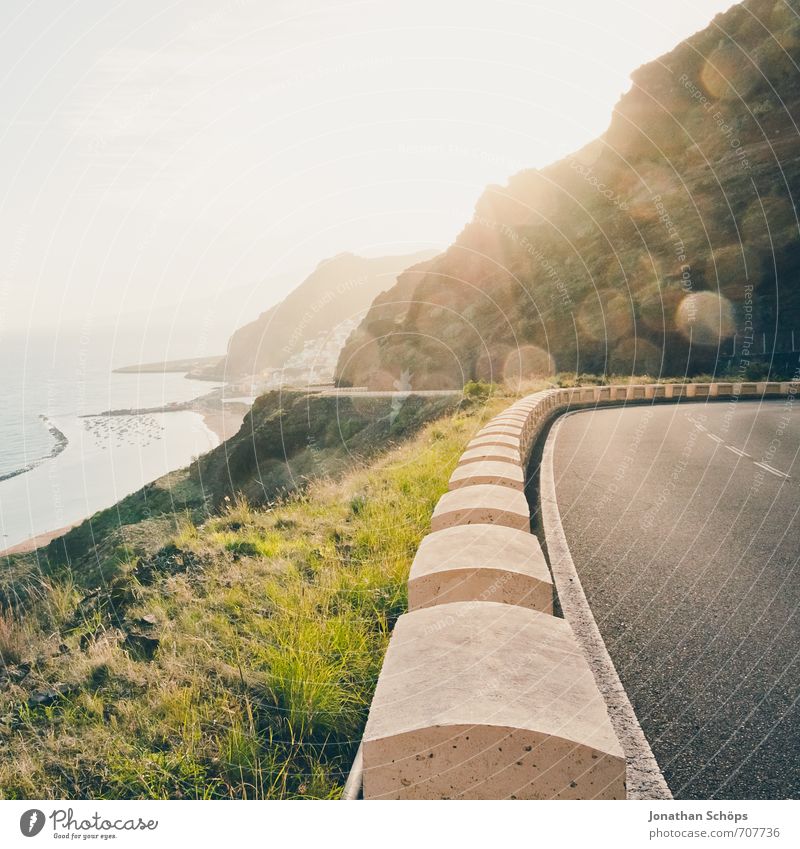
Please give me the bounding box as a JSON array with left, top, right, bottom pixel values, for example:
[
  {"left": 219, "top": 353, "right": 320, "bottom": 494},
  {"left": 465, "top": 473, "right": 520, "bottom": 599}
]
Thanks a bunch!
[{"left": 352, "top": 381, "right": 795, "bottom": 799}]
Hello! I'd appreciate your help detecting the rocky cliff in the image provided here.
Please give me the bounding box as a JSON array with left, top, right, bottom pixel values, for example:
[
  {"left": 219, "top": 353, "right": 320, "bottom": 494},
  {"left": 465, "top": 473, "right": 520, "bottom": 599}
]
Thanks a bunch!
[
  {"left": 224, "top": 250, "right": 435, "bottom": 378},
  {"left": 336, "top": 0, "right": 800, "bottom": 389}
]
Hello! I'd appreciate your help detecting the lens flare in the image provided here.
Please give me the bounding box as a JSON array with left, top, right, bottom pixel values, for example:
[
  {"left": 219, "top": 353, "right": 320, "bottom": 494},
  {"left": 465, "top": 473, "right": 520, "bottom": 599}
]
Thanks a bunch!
[
  {"left": 676, "top": 291, "right": 735, "bottom": 346},
  {"left": 502, "top": 345, "right": 555, "bottom": 390},
  {"left": 577, "top": 291, "right": 633, "bottom": 342}
]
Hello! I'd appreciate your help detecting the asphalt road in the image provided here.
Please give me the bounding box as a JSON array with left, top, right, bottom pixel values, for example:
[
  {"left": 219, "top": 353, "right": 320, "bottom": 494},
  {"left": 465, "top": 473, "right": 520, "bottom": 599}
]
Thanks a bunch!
[{"left": 549, "top": 398, "right": 800, "bottom": 799}]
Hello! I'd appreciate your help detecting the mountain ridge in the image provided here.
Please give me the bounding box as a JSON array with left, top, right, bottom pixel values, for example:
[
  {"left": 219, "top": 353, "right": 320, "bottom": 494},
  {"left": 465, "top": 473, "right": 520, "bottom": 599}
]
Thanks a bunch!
[
  {"left": 336, "top": 0, "right": 800, "bottom": 389},
  {"left": 223, "top": 249, "right": 437, "bottom": 379}
]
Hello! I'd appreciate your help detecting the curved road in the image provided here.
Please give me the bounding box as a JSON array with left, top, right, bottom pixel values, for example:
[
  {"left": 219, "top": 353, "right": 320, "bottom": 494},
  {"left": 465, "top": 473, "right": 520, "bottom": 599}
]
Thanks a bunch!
[{"left": 548, "top": 397, "right": 800, "bottom": 799}]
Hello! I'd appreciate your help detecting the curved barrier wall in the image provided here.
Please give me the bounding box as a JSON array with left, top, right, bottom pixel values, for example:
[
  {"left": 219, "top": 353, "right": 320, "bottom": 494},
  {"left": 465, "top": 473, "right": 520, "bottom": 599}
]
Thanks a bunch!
[{"left": 358, "top": 381, "right": 793, "bottom": 799}]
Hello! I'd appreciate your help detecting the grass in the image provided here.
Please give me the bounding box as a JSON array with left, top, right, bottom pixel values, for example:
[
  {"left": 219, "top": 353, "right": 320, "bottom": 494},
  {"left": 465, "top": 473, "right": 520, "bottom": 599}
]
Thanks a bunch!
[
  {"left": 0, "top": 394, "right": 507, "bottom": 799},
  {"left": 551, "top": 367, "right": 797, "bottom": 388}
]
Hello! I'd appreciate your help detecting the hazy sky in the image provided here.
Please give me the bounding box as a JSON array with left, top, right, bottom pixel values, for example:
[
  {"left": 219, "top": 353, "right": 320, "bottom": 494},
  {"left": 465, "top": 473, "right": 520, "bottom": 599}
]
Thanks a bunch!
[{"left": 1, "top": 0, "right": 735, "bottom": 342}]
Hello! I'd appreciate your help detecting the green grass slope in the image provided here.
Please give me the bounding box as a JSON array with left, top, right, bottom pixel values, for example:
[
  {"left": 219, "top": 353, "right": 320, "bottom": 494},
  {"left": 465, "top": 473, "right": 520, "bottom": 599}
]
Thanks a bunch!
[{"left": 0, "top": 391, "right": 505, "bottom": 799}]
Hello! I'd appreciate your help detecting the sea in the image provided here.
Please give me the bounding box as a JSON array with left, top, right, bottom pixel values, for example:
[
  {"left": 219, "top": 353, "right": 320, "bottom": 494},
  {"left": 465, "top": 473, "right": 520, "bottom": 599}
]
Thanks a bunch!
[{"left": 0, "top": 321, "right": 224, "bottom": 552}]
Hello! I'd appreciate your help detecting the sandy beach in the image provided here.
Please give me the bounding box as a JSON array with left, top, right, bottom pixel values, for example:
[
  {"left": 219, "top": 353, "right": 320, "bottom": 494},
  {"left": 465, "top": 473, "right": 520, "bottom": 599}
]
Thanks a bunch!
[
  {"left": 0, "top": 522, "right": 79, "bottom": 556},
  {"left": 0, "top": 409, "right": 221, "bottom": 556},
  {"left": 0, "top": 400, "right": 247, "bottom": 558},
  {"left": 90, "top": 385, "right": 249, "bottom": 442},
  {"left": 201, "top": 405, "right": 247, "bottom": 442},
  {"left": 0, "top": 335, "right": 253, "bottom": 561}
]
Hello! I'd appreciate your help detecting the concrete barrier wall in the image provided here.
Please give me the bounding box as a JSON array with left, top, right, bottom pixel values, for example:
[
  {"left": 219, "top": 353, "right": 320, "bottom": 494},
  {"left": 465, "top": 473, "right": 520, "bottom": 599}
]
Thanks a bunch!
[{"left": 359, "top": 381, "right": 792, "bottom": 800}]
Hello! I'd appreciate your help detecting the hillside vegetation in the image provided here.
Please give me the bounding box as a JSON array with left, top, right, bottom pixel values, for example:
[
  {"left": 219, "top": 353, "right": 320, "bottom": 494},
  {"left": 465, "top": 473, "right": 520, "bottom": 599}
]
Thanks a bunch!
[
  {"left": 0, "top": 390, "right": 503, "bottom": 799},
  {"left": 336, "top": 0, "right": 800, "bottom": 388},
  {"left": 41, "top": 391, "right": 460, "bottom": 570}
]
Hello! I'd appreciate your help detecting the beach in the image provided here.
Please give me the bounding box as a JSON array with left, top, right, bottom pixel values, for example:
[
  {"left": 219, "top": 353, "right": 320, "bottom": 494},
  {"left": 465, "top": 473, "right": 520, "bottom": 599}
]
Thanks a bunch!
[
  {"left": 0, "top": 397, "right": 247, "bottom": 557},
  {"left": 0, "top": 522, "right": 79, "bottom": 556},
  {"left": 0, "top": 326, "right": 252, "bottom": 556},
  {"left": 0, "top": 408, "right": 222, "bottom": 554}
]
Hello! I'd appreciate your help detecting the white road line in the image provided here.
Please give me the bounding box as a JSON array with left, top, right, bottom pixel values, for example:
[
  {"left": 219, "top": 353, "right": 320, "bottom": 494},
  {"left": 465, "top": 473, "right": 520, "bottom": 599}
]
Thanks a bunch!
[
  {"left": 707, "top": 433, "right": 723, "bottom": 443},
  {"left": 696, "top": 424, "right": 707, "bottom": 432},
  {"left": 725, "top": 446, "right": 750, "bottom": 458},
  {"left": 753, "top": 461, "right": 791, "bottom": 479}
]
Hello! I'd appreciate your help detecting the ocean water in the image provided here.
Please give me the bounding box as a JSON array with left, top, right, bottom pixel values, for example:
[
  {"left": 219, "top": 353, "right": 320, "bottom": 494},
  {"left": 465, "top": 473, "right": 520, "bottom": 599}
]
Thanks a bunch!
[{"left": 0, "top": 324, "right": 223, "bottom": 550}]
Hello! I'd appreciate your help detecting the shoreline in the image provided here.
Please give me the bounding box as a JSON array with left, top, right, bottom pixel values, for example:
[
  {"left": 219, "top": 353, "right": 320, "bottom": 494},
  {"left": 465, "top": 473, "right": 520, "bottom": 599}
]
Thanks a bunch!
[
  {"left": 113, "top": 354, "right": 225, "bottom": 381},
  {"left": 0, "top": 417, "right": 70, "bottom": 483},
  {"left": 200, "top": 407, "right": 245, "bottom": 442},
  {"left": 0, "top": 522, "right": 79, "bottom": 557},
  {"left": 1, "top": 401, "right": 247, "bottom": 559},
  {"left": 87, "top": 385, "right": 249, "bottom": 443}
]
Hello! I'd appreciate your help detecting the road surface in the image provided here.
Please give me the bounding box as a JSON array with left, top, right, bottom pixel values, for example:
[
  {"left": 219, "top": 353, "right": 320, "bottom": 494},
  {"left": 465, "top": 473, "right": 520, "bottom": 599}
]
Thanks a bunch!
[{"left": 548, "top": 397, "right": 800, "bottom": 799}]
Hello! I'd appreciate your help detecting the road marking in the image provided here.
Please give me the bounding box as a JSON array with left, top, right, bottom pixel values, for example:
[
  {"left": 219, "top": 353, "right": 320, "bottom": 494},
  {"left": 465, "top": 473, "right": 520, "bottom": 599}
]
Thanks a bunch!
[
  {"left": 696, "top": 423, "right": 707, "bottom": 432},
  {"left": 706, "top": 433, "right": 723, "bottom": 443},
  {"left": 725, "top": 446, "right": 750, "bottom": 458},
  {"left": 754, "top": 461, "right": 790, "bottom": 479}
]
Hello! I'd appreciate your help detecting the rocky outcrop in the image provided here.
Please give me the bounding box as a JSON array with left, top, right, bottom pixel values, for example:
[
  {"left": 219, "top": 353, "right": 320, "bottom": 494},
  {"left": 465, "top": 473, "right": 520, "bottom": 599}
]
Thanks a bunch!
[
  {"left": 336, "top": 0, "right": 800, "bottom": 389},
  {"left": 224, "top": 250, "right": 435, "bottom": 378}
]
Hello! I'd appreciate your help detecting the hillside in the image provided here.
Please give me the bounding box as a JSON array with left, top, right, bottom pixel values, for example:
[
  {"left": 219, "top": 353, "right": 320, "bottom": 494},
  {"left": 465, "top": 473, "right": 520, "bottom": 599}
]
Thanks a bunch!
[
  {"left": 28, "top": 390, "right": 459, "bottom": 572},
  {"left": 0, "top": 388, "right": 494, "bottom": 799},
  {"left": 336, "top": 0, "right": 800, "bottom": 389},
  {"left": 223, "top": 250, "right": 436, "bottom": 379}
]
